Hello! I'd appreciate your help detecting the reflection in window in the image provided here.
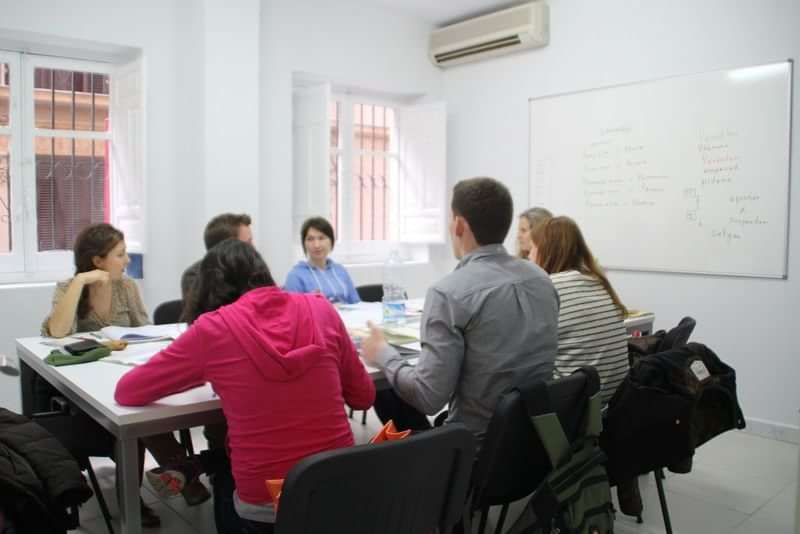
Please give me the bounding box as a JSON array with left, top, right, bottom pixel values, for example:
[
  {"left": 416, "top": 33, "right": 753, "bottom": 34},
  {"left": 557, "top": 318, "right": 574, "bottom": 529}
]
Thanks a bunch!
[
  {"left": 34, "top": 68, "right": 109, "bottom": 132},
  {"left": 35, "top": 137, "right": 107, "bottom": 251}
]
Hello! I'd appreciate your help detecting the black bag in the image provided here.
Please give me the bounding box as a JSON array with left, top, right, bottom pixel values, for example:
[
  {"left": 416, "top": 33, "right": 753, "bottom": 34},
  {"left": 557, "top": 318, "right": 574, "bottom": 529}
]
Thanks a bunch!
[{"left": 507, "top": 369, "right": 614, "bottom": 534}]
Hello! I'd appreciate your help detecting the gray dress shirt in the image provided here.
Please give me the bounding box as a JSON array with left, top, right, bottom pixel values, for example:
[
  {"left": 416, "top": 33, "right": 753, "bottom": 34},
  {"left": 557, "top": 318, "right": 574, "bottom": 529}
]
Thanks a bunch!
[{"left": 376, "top": 244, "right": 559, "bottom": 443}]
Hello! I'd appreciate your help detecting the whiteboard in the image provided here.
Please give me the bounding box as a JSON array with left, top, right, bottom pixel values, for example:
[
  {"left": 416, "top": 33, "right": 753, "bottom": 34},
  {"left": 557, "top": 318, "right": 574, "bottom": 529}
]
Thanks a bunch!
[{"left": 529, "top": 61, "right": 793, "bottom": 278}]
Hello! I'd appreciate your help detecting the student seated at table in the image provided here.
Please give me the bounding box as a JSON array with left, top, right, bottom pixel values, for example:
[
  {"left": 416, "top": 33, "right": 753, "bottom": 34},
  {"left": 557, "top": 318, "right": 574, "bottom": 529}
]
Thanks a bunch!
[
  {"left": 516, "top": 206, "right": 552, "bottom": 259},
  {"left": 284, "top": 216, "right": 360, "bottom": 304},
  {"left": 529, "top": 216, "right": 629, "bottom": 404},
  {"left": 115, "top": 239, "right": 376, "bottom": 533},
  {"left": 41, "top": 223, "right": 210, "bottom": 525},
  {"left": 182, "top": 212, "right": 253, "bottom": 302},
  {"left": 362, "top": 177, "right": 559, "bottom": 442}
]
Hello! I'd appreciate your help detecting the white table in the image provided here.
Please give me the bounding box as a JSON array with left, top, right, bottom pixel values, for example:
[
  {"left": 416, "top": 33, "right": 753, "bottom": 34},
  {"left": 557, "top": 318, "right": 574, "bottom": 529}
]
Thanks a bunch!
[
  {"left": 17, "top": 304, "right": 653, "bottom": 534},
  {"left": 16, "top": 326, "right": 391, "bottom": 534},
  {"left": 17, "top": 337, "right": 227, "bottom": 534},
  {"left": 623, "top": 312, "right": 656, "bottom": 336}
]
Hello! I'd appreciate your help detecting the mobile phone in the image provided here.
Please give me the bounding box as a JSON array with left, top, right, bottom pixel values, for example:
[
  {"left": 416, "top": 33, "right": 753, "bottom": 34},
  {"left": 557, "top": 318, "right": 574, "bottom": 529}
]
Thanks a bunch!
[{"left": 64, "top": 339, "right": 102, "bottom": 355}]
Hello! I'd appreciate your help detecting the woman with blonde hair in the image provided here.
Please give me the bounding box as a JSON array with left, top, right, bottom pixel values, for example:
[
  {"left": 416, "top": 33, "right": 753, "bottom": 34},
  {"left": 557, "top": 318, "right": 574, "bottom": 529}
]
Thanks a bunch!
[
  {"left": 529, "top": 216, "right": 629, "bottom": 404},
  {"left": 516, "top": 206, "right": 552, "bottom": 259}
]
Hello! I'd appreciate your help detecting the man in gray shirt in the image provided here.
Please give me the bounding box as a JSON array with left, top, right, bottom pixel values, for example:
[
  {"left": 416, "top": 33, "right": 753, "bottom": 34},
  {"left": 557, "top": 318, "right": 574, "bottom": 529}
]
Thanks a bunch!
[{"left": 362, "top": 177, "right": 559, "bottom": 443}]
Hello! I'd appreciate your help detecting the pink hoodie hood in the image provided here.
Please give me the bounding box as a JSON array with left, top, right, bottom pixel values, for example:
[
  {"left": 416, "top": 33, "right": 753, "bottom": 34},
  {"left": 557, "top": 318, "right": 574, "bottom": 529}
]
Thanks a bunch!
[{"left": 217, "top": 286, "right": 324, "bottom": 382}]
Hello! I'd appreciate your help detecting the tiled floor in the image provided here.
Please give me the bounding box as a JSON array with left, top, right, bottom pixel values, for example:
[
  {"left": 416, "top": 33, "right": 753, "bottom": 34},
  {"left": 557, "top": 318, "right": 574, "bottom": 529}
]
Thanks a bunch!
[{"left": 70, "top": 410, "right": 798, "bottom": 534}]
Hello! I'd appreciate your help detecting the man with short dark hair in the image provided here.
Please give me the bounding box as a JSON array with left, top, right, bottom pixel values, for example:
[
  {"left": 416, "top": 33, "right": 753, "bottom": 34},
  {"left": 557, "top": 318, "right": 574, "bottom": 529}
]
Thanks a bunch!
[
  {"left": 362, "top": 177, "right": 559, "bottom": 443},
  {"left": 179, "top": 212, "right": 253, "bottom": 534},
  {"left": 182, "top": 213, "right": 253, "bottom": 299}
]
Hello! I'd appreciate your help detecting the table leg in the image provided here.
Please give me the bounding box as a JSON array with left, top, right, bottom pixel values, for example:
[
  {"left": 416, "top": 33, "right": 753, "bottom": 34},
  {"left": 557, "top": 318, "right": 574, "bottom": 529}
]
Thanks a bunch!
[{"left": 117, "top": 437, "right": 142, "bottom": 534}]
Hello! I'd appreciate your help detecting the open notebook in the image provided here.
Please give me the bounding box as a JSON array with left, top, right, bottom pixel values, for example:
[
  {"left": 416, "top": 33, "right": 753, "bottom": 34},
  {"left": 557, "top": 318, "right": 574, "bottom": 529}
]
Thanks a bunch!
[{"left": 101, "top": 324, "right": 186, "bottom": 344}]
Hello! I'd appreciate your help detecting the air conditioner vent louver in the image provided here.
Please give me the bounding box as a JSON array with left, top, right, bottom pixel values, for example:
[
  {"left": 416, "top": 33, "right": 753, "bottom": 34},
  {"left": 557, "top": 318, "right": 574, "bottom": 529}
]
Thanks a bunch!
[
  {"left": 429, "top": 2, "right": 549, "bottom": 68},
  {"left": 433, "top": 35, "right": 522, "bottom": 64}
]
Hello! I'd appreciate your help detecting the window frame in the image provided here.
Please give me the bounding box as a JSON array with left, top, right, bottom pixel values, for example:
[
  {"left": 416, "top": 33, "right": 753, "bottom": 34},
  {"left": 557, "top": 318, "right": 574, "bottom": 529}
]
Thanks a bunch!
[
  {"left": 0, "top": 52, "right": 113, "bottom": 282},
  {"left": 331, "top": 93, "right": 403, "bottom": 264},
  {"left": 0, "top": 51, "right": 25, "bottom": 274}
]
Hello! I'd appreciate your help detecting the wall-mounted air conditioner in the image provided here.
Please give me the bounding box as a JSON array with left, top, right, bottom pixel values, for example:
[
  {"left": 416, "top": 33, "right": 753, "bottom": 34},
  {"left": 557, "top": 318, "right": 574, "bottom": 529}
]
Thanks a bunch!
[{"left": 429, "top": 2, "right": 549, "bottom": 68}]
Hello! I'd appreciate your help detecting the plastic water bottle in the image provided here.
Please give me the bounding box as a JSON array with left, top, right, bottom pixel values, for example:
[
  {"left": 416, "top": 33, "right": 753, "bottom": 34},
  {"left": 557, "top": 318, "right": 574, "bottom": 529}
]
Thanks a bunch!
[{"left": 382, "top": 250, "right": 406, "bottom": 324}]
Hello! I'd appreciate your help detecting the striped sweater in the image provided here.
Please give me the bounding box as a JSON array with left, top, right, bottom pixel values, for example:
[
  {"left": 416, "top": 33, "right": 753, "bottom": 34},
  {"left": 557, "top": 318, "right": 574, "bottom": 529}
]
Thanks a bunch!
[{"left": 550, "top": 270, "right": 629, "bottom": 404}]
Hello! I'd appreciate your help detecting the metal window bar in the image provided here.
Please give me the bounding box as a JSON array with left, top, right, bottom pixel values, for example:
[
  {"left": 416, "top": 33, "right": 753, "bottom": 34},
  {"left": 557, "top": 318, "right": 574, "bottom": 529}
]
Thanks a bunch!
[
  {"left": 71, "top": 71, "right": 76, "bottom": 131},
  {"left": 49, "top": 69, "right": 54, "bottom": 130},
  {"left": 90, "top": 140, "right": 95, "bottom": 220},
  {"left": 91, "top": 73, "right": 96, "bottom": 132},
  {"left": 358, "top": 104, "right": 364, "bottom": 241},
  {"left": 381, "top": 105, "right": 387, "bottom": 239}
]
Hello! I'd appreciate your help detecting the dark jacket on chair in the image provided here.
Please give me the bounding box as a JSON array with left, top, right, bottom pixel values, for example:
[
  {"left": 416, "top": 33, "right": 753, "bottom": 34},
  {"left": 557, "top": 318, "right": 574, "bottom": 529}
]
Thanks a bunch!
[
  {"left": 600, "top": 342, "right": 745, "bottom": 484},
  {"left": 0, "top": 408, "right": 92, "bottom": 534}
]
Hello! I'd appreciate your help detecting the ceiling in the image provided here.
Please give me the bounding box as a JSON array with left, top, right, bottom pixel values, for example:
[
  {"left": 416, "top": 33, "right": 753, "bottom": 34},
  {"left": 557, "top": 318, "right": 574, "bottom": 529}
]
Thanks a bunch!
[{"left": 371, "top": 0, "right": 528, "bottom": 26}]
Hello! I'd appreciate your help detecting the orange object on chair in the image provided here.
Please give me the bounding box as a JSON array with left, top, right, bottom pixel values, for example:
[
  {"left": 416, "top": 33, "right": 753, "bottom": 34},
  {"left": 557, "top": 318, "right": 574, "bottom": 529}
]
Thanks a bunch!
[
  {"left": 369, "top": 420, "right": 411, "bottom": 444},
  {"left": 265, "top": 420, "right": 410, "bottom": 513},
  {"left": 266, "top": 479, "right": 284, "bottom": 512}
]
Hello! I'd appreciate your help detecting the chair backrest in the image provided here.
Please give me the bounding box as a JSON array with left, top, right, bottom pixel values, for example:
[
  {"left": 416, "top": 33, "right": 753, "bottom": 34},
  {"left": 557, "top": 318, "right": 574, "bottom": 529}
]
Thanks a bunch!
[
  {"left": 356, "top": 284, "right": 383, "bottom": 303},
  {"left": 660, "top": 316, "right": 697, "bottom": 351},
  {"left": 153, "top": 299, "right": 184, "bottom": 325},
  {"left": 470, "top": 368, "right": 600, "bottom": 508},
  {"left": 275, "top": 425, "right": 476, "bottom": 534}
]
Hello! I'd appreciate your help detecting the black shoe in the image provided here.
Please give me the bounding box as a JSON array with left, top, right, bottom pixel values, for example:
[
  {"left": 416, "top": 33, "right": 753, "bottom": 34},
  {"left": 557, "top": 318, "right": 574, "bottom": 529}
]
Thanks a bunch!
[
  {"left": 140, "top": 501, "right": 161, "bottom": 528},
  {"left": 181, "top": 479, "right": 211, "bottom": 506}
]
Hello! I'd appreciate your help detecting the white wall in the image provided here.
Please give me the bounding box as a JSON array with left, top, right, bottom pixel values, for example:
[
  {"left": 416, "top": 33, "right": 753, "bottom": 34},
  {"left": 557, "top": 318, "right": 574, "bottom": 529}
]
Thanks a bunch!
[
  {"left": 258, "top": 0, "right": 447, "bottom": 296},
  {"left": 0, "top": 284, "right": 53, "bottom": 411},
  {"left": 0, "top": 0, "right": 253, "bottom": 408},
  {"left": 443, "top": 0, "right": 800, "bottom": 438},
  {"left": 0, "top": 0, "right": 198, "bottom": 409},
  {"left": 0, "top": 0, "right": 448, "bottom": 409}
]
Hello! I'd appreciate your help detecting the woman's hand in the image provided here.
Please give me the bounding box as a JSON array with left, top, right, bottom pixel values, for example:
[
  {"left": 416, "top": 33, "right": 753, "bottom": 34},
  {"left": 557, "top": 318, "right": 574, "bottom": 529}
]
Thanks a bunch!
[{"left": 78, "top": 269, "right": 111, "bottom": 286}]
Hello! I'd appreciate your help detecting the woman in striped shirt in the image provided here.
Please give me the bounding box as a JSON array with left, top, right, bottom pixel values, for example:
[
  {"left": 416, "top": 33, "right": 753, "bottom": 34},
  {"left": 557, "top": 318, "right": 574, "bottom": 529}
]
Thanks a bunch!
[{"left": 529, "top": 216, "right": 629, "bottom": 404}]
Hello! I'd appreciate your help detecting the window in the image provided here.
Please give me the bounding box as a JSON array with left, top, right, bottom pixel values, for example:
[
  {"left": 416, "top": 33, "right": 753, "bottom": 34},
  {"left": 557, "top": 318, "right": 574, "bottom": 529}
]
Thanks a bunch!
[
  {"left": 292, "top": 82, "right": 446, "bottom": 264},
  {"left": 33, "top": 66, "right": 110, "bottom": 252},
  {"left": 329, "top": 99, "right": 398, "bottom": 242},
  {"left": 0, "top": 51, "right": 141, "bottom": 280}
]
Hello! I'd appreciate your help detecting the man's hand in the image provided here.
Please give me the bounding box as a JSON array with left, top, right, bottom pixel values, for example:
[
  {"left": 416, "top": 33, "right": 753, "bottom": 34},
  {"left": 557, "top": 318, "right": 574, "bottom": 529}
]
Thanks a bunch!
[{"left": 361, "top": 321, "right": 388, "bottom": 367}]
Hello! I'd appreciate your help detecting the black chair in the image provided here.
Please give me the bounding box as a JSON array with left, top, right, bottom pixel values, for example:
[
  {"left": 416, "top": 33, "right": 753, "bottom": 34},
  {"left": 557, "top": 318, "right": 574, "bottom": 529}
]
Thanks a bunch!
[
  {"left": 613, "top": 316, "right": 697, "bottom": 534},
  {"left": 33, "top": 399, "right": 117, "bottom": 534},
  {"left": 153, "top": 299, "right": 195, "bottom": 455},
  {"left": 649, "top": 316, "right": 696, "bottom": 534},
  {"left": 153, "top": 299, "right": 184, "bottom": 326},
  {"left": 660, "top": 316, "right": 696, "bottom": 352},
  {"left": 468, "top": 368, "right": 601, "bottom": 534},
  {"left": 356, "top": 284, "right": 383, "bottom": 303},
  {"left": 275, "top": 424, "right": 475, "bottom": 534}
]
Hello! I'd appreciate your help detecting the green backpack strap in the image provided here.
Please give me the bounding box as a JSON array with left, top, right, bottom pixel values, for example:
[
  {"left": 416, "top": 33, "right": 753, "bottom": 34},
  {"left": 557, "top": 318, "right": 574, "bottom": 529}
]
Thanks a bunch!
[
  {"left": 526, "top": 381, "right": 571, "bottom": 469},
  {"left": 518, "top": 367, "right": 603, "bottom": 468}
]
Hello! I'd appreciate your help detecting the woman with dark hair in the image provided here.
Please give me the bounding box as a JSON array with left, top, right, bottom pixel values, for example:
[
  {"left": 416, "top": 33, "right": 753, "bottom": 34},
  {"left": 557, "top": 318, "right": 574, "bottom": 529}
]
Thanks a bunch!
[
  {"left": 41, "top": 223, "right": 210, "bottom": 526},
  {"left": 43, "top": 223, "right": 148, "bottom": 338},
  {"left": 115, "top": 239, "right": 375, "bottom": 533},
  {"left": 529, "top": 216, "right": 629, "bottom": 404},
  {"left": 284, "top": 216, "right": 360, "bottom": 303},
  {"left": 516, "top": 206, "right": 552, "bottom": 259}
]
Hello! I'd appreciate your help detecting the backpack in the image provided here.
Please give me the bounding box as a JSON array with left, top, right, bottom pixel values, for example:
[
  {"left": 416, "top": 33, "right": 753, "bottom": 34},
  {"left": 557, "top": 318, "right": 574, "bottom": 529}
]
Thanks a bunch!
[{"left": 507, "top": 368, "right": 614, "bottom": 534}]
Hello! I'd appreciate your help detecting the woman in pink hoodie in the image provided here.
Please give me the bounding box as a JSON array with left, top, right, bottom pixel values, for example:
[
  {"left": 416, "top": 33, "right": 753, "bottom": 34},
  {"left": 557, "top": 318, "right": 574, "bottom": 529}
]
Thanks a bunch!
[{"left": 115, "top": 239, "right": 375, "bottom": 533}]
